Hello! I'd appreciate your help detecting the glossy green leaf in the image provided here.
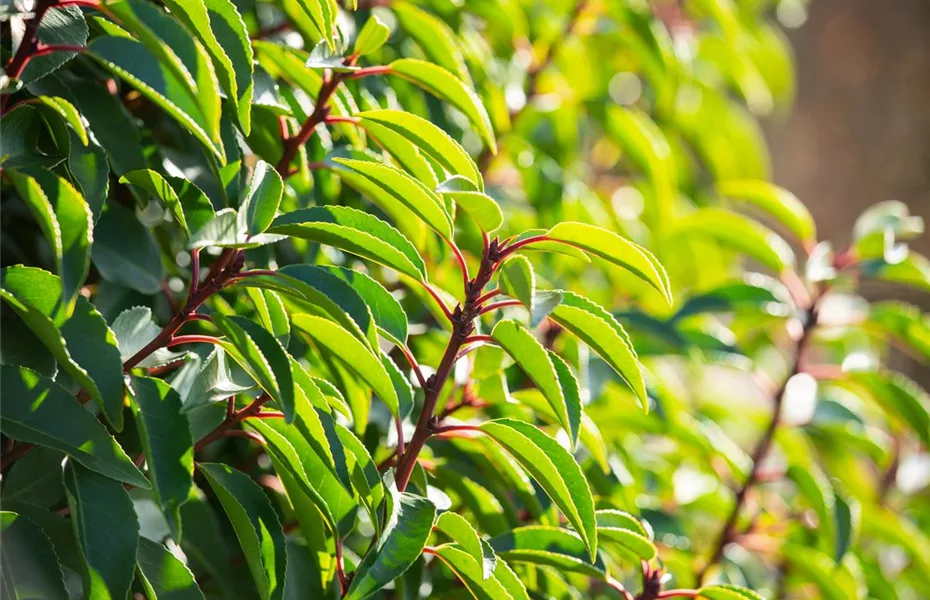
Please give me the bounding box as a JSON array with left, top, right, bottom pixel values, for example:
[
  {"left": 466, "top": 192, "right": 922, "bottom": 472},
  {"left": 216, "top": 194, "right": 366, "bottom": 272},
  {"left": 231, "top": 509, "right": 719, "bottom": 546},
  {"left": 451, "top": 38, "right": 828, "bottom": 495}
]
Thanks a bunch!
[
  {"left": 129, "top": 376, "right": 194, "bottom": 536},
  {"left": 161, "top": 0, "right": 254, "bottom": 134},
  {"left": 343, "top": 489, "right": 436, "bottom": 600},
  {"left": 19, "top": 6, "right": 88, "bottom": 84},
  {"left": 239, "top": 160, "right": 283, "bottom": 236},
  {"left": 354, "top": 15, "right": 390, "bottom": 56},
  {"left": 358, "top": 109, "right": 483, "bottom": 188},
  {"left": 214, "top": 314, "right": 295, "bottom": 422},
  {"left": 294, "top": 0, "right": 337, "bottom": 51},
  {"left": 31, "top": 95, "right": 88, "bottom": 145},
  {"left": 334, "top": 158, "right": 454, "bottom": 240},
  {"left": 64, "top": 461, "right": 140, "bottom": 600},
  {"left": 490, "top": 320, "right": 574, "bottom": 444},
  {"left": 718, "top": 179, "right": 816, "bottom": 243},
  {"left": 479, "top": 419, "right": 597, "bottom": 560},
  {"left": 446, "top": 190, "right": 503, "bottom": 233},
  {"left": 292, "top": 314, "right": 399, "bottom": 416},
  {"left": 118, "top": 169, "right": 216, "bottom": 237},
  {"left": 0, "top": 366, "right": 147, "bottom": 487},
  {"left": 247, "top": 288, "right": 290, "bottom": 345},
  {"left": 393, "top": 2, "right": 471, "bottom": 83},
  {"left": 136, "top": 536, "right": 206, "bottom": 600},
  {"left": 498, "top": 255, "right": 535, "bottom": 309},
  {"left": 92, "top": 203, "right": 164, "bottom": 295},
  {"left": 549, "top": 292, "right": 647, "bottom": 408},
  {"left": 197, "top": 464, "right": 287, "bottom": 600},
  {"left": 0, "top": 511, "right": 69, "bottom": 600},
  {"left": 7, "top": 167, "right": 92, "bottom": 312},
  {"left": 435, "top": 512, "right": 495, "bottom": 580},
  {"left": 489, "top": 526, "right": 606, "bottom": 577},
  {"left": 388, "top": 58, "right": 496, "bottom": 153},
  {"left": 431, "top": 544, "right": 513, "bottom": 600},
  {"left": 269, "top": 206, "right": 427, "bottom": 282}
]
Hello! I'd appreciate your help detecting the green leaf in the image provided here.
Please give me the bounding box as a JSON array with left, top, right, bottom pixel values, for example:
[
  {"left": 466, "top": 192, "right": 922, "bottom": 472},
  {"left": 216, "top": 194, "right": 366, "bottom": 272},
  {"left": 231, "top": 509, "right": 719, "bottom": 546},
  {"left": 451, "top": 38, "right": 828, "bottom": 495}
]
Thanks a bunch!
[
  {"left": 87, "top": 35, "right": 225, "bottom": 162},
  {"left": 479, "top": 419, "right": 597, "bottom": 560},
  {"left": 0, "top": 366, "right": 147, "bottom": 488},
  {"left": 698, "top": 584, "right": 765, "bottom": 600},
  {"left": 294, "top": 0, "right": 337, "bottom": 51},
  {"left": 547, "top": 352, "right": 583, "bottom": 448},
  {"left": 128, "top": 376, "right": 194, "bottom": 537},
  {"left": 161, "top": 0, "right": 255, "bottom": 134},
  {"left": 63, "top": 461, "right": 140, "bottom": 600},
  {"left": 833, "top": 491, "right": 860, "bottom": 564},
  {"left": 545, "top": 222, "right": 673, "bottom": 305},
  {"left": 315, "top": 266, "right": 408, "bottom": 347},
  {"left": 292, "top": 314, "right": 399, "bottom": 416},
  {"left": 548, "top": 292, "right": 647, "bottom": 409},
  {"left": 435, "top": 512, "right": 495, "bottom": 580},
  {"left": 665, "top": 208, "right": 796, "bottom": 273},
  {"left": 431, "top": 544, "right": 514, "bottom": 600},
  {"left": 388, "top": 58, "right": 496, "bottom": 154},
  {"left": 841, "top": 372, "right": 930, "bottom": 448},
  {"left": 214, "top": 315, "right": 296, "bottom": 423},
  {"left": 66, "top": 131, "right": 109, "bottom": 220},
  {"left": 0, "top": 511, "right": 69, "bottom": 600},
  {"left": 136, "top": 536, "right": 206, "bottom": 600},
  {"left": 594, "top": 513, "right": 656, "bottom": 564},
  {"left": 717, "top": 179, "right": 816, "bottom": 243},
  {"left": 247, "top": 288, "right": 290, "bottom": 345},
  {"left": 444, "top": 190, "right": 503, "bottom": 233},
  {"left": 91, "top": 203, "right": 164, "bottom": 294},
  {"left": 239, "top": 160, "right": 283, "bottom": 236},
  {"left": 2, "top": 266, "right": 125, "bottom": 430},
  {"left": 343, "top": 489, "right": 436, "bottom": 600},
  {"left": 269, "top": 206, "right": 427, "bottom": 282},
  {"left": 498, "top": 255, "right": 535, "bottom": 309},
  {"left": 357, "top": 109, "right": 483, "bottom": 188},
  {"left": 490, "top": 320, "right": 575, "bottom": 446},
  {"left": 334, "top": 158, "right": 454, "bottom": 240},
  {"left": 118, "top": 169, "right": 217, "bottom": 237},
  {"left": 7, "top": 167, "right": 92, "bottom": 312},
  {"left": 354, "top": 15, "right": 390, "bottom": 56},
  {"left": 188, "top": 208, "right": 286, "bottom": 250},
  {"left": 197, "top": 464, "right": 287, "bottom": 600},
  {"left": 392, "top": 3, "right": 471, "bottom": 84},
  {"left": 19, "top": 6, "right": 88, "bottom": 84},
  {"left": 867, "top": 301, "right": 930, "bottom": 363},
  {"left": 111, "top": 306, "right": 186, "bottom": 369},
  {"left": 30, "top": 96, "right": 88, "bottom": 145},
  {"left": 860, "top": 251, "right": 930, "bottom": 292},
  {"left": 489, "top": 526, "right": 606, "bottom": 577}
]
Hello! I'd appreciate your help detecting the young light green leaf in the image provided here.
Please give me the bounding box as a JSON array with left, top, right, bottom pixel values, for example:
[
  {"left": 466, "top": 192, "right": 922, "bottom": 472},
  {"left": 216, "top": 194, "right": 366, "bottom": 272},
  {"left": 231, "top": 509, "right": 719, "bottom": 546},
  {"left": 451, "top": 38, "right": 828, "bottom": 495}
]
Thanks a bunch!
[
  {"left": 294, "top": 0, "right": 337, "bottom": 51},
  {"left": 334, "top": 158, "right": 454, "bottom": 240},
  {"left": 239, "top": 160, "right": 283, "bottom": 236},
  {"left": 545, "top": 222, "right": 673, "bottom": 305},
  {"left": 664, "top": 208, "right": 796, "bottom": 273},
  {"left": 435, "top": 512, "right": 495, "bottom": 580},
  {"left": 358, "top": 109, "right": 483, "bottom": 188},
  {"left": 842, "top": 371, "right": 930, "bottom": 448},
  {"left": 431, "top": 544, "right": 513, "bottom": 600},
  {"left": 343, "top": 491, "right": 436, "bottom": 600},
  {"left": 7, "top": 167, "right": 92, "bottom": 313},
  {"left": 444, "top": 190, "right": 503, "bottom": 233},
  {"left": 388, "top": 58, "right": 496, "bottom": 154},
  {"left": 197, "top": 464, "right": 287, "bottom": 600},
  {"left": 92, "top": 203, "right": 164, "bottom": 295},
  {"left": 490, "top": 320, "right": 575, "bottom": 446},
  {"left": 489, "top": 526, "right": 606, "bottom": 577},
  {"left": 0, "top": 366, "right": 147, "bottom": 488},
  {"left": 354, "top": 15, "right": 390, "bottom": 56},
  {"left": 136, "top": 536, "right": 206, "bottom": 600},
  {"left": 498, "top": 255, "right": 535, "bottom": 310},
  {"left": 269, "top": 206, "right": 427, "bottom": 281},
  {"left": 718, "top": 179, "right": 816, "bottom": 243},
  {"left": 392, "top": 2, "right": 472, "bottom": 84},
  {"left": 292, "top": 314, "right": 399, "bottom": 416},
  {"left": 129, "top": 376, "right": 194, "bottom": 537},
  {"left": 0, "top": 511, "right": 69, "bottom": 600},
  {"left": 112, "top": 306, "right": 186, "bottom": 368},
  {"left": 549, "top": 291, "right": 647, "bottom": 408},
  {"left": 63, "top": 461, "right": 140, "bottom": 600},
  {"left": 547, "top": 352, "right": 582, "bottom": 448},
  {"left": 479, "top": 419, "right": 598, "bottom": 560},
  {"left": 214, "top": 314, "right": 295, "bottom": 422},
  {"left": 161, "top": 0, "right": 255, "bottom": 134}
]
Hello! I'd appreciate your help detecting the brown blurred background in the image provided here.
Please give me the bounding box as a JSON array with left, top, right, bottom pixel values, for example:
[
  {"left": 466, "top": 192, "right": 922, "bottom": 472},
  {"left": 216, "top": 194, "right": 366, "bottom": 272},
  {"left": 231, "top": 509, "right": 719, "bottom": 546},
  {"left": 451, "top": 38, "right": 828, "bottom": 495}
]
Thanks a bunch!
[{"left": 767, "top": 0, "right": 930, "bottom": 259}]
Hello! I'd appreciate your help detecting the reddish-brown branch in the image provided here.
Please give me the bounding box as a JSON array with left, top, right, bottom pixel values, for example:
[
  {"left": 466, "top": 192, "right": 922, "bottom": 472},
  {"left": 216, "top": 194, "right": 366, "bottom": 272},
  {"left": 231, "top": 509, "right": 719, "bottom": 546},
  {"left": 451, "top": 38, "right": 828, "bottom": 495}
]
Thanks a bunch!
[
  {"left": 398, "top": 345, "right": 429, "bottom": 391},
  {"left": 347, "top": 65, "right": 391, "bottom": 79},
  {"left": 194, "top": 394, "right": 270, "bottom": 452},
  {"left": 166, "top": 334, "right": 221, "bottom": 347},
  {"left": 478, "top": 299, "right": 523, "bottom": 315},
  {"left": 324, "top": 114, "right": 360, "bottom": 125},
  {"left": 498, "top": 234, "right": 549, "bottom": 260},
  {"left": 224, "top": 429, "right": 266, "bottom": 446},
  {"left": 463, "top": 334, "right": 494, "bottom": 345},
  {"left": 276, "top": 72, "right": 345, "bottom": 175},
  {"left": 474, "top": 288, "right": 501, "bottom": 306},
  {"left": 419, "top": 281, "right": 454, "bottom": 323},
  {"left": 447, "top": 239, "right": 470, "bottom": 295}
]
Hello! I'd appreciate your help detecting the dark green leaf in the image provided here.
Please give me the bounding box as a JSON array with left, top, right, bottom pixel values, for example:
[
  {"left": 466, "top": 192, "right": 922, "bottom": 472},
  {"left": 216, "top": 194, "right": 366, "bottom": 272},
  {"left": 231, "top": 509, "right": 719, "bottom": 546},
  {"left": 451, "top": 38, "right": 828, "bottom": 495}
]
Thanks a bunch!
[
  {"left": 434, "top": 512, "right": 495, "bottom": 580},
  {"left": 0, "top": 511, "right": 69, "bottom": 600},
  {"left": 239, "top": 160, "right": 283, "bottom": 236},
  {"left": 489, "top": 526, "right": 606, "bottom": 577},
  {"left": 136, "top": 536, "right": 206, "bottom": 600},
  {"left": 91, "top": 203, "right": 164, "bottom": 295},
  {"left": 19, "top": 6, "right": 88, "bottom": 83}
]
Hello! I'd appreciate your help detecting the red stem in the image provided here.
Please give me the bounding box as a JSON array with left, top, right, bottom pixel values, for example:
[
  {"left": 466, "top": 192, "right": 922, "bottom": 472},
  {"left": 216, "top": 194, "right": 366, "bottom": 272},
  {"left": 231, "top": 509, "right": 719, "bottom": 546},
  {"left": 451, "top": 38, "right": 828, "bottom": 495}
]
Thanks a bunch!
[
  {"left": 194, "top": 394, "right": 270, "bottom": 452},
  {"left": 347, "top": 65, "right": 391, "bottom": 79},
  {"left": 276, "top": 72, "right": 345, "bottom": 175},
  {"left": 463, "top": 335, "right": 494, "bottom": 345},
  {"left": 656, "top": 592, "right": 698, "bottom": 599},
  {"left": 324, "top": 115, "right": 360, "bottom": 125},
  {"left": 166, "top": 335, "right": 222, "bottom": 347},
  {"left": 478, "top": 299, "right": 523, "bottom": 315},
  {"left": 398, "top": 345, "right": 429, "bottom": 391},
  {"left": 448, "top": 239, "right": 470, "bottom": 295},
  {"left": 498, "top": 234, "right": 549, "bottom": 260},
  {"left": 474, "top": 288, "right": 501, "bottom": 306},
  {"left": 419, "top": 281, "right": 454, "bottom": 323},
  {"left": 31, "top": 43, "right": 85, "bottom": 58},
  {"left": 224, "top": 430, "right": 266, "bottom": 445}
]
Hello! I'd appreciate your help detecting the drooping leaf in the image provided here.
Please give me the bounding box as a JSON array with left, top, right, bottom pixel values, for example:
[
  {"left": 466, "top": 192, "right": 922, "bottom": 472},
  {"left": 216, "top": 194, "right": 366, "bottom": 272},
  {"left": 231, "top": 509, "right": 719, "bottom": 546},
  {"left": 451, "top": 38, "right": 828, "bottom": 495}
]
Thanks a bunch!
[
  {"left": 0, "top": 511, "right": 69, "bottom": 600},
  {"left": 489, "top": 526, "right": 606, "bottom": 577},
  {"left": 292, "top": 314, "right": 399, "bottom": 416},
  {"left": 0, "top": 366, "right": 147, "bottom": 488},
  {"left": 435, "top": 512, "right": 495, "bottom": 580},
  {"left": 197, "top": 463, "right": 287, "bottom": 600},
  {"left": 91, "top": 203, "right": 164, "bottom": 295},
  {"left": 544, "top": 222, "right": 673, "bottom": 305},
  {"left": 479, "top": 419, "right": 598, "bottom": 560},
  {"left": 717, "top": 179, "right": 816, "bottom": 243},
  {"left": 120, "top": 169, "right": 193, "bottom": 235},
  {"left": 269, "top": 206, "right": 427, "bottom": 281},
  {"left": 343, "top": 489, "right": 436, "bottom": 600},
  {"left": 63, "top": 461, "right": 140, "bottom": 600},
  {"left": 128, "top": 376, "right": 194, "bottom": 537},
  {"left": 136, "top": 536, "right": 206, "bottom": 600},
  {"left": 7, "top": 166, "right": 92, "bottom": 312},
  {"left": 490, "top": 320, "right": 575, "bottom": 445},
  {"left": 388, "top": 58, "right": 496, "bottom": 153}
]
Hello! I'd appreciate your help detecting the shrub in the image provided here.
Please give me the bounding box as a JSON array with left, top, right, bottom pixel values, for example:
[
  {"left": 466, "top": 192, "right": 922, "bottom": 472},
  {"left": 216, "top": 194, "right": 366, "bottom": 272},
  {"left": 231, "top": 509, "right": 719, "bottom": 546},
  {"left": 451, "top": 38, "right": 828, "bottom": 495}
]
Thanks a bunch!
[{"left": 1, "top": 1, "right": 928, "bottom": 599}]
